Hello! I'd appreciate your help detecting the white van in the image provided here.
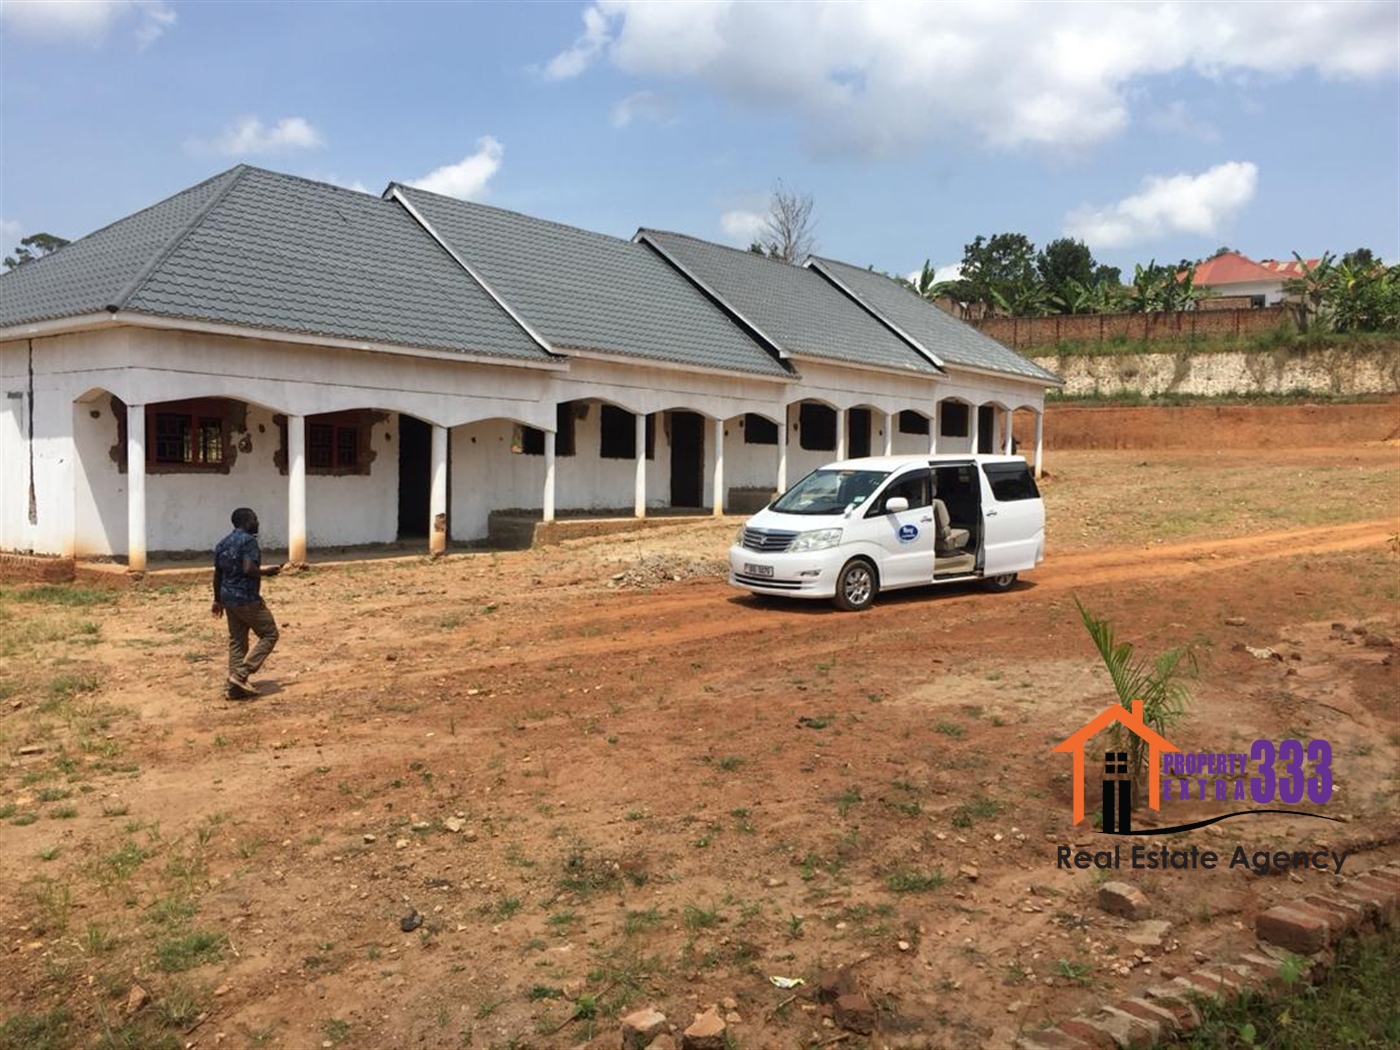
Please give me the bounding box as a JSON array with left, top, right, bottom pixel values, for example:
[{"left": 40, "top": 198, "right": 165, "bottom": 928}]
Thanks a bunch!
[{"left": 728, "top": 454, "right": 1044, "bottom": 611}]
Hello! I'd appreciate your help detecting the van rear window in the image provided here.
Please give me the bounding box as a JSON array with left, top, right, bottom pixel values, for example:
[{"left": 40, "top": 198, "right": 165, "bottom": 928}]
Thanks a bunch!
[{"left": 983, "top": 463, "right": 1039, "bottom": 502}]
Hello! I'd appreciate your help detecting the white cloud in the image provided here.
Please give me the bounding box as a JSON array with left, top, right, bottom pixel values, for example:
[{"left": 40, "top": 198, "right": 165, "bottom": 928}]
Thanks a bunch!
[
  {"left": 1064, "top": 161, "right": 1259, "bottom": 248},
  {"left": 190, "top": 116, "right": 325, "bottom": 157},
  {"left": 905, "top": 262, "right": 962, "bottom": 285},
  {"left": 541, "top": 1, "right": 1399, "bottom": 155},
  {"left": 409, "top": 137, "right": 504, "bottom": 201},
  {"left": 719, "top": 209, "right": 766, "bottom": 245},
  {"left": 1, "top": 219, "right": 22, "bottom": 247},
  {"left": 610, "top": 90, "right": 675, "bottom": 128},
  {"left": 543, "top": 5, "right": 612, "bottom": 80},
  {"left": 0, "top": 0, "right": 175, "bottom": 46}
]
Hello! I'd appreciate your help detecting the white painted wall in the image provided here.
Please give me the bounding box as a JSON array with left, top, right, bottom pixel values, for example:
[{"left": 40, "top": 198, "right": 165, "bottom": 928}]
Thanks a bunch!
[
  {"left": 1, "top": 325, "right": 1050, "bottom": 555},
  {"left": 1199, "top": 280, "right": 1285, "bottom": 305}
]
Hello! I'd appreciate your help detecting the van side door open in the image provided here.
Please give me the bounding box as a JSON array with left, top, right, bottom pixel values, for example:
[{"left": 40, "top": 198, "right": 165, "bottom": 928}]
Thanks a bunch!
[{"left": 980, "top": 461, "right": 1044, "bottom": 575}]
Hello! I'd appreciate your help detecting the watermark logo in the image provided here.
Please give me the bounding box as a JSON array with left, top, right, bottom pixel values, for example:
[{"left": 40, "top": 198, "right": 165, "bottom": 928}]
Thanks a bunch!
[{"left": 1052, "top": 701, "right": 1343, "bottom": 837}]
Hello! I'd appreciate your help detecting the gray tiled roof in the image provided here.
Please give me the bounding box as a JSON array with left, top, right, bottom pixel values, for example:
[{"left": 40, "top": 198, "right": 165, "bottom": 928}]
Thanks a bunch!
[
  {"left": 392, "top": 186, "right": 791, "bottom": 378},
  {"left": 639, "top": 230, "right": 940, "bottom": 376},
  {"left": 1, "top": 166, "right": 552, "bottom": 363},
  {"left": 0, "top": 168, "right": 242, "bottom": 326},
  {"left": 808, "top": 256, "right": 1061, "bottom": 384}
]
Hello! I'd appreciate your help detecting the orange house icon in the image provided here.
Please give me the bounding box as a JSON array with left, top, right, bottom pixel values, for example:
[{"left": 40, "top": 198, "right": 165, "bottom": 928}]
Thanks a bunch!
[{"left": 1052, "top": 700, "right": 1181, "bottom": 825}]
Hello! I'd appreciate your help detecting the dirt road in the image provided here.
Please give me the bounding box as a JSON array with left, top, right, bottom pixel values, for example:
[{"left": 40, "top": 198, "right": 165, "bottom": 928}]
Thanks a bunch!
[{"left": 2, "top": 445, "right": 1397, "bottom": 1050}]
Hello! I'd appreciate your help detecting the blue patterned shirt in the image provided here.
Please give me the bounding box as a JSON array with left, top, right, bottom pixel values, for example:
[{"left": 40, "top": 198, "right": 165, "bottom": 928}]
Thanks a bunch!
[{"left": 214, "top": 529, "right": 262, "bottom": 606}]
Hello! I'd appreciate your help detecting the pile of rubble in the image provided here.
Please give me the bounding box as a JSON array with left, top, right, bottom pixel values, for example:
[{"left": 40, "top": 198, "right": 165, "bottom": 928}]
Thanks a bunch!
[{"left": 606, "top": 554, "right": 727, "bottom": 589}]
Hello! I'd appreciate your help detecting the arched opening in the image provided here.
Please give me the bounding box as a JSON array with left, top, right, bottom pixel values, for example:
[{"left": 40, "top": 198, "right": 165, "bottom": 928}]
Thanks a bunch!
[{"left": 935, "top": 397, "right": 975, "bottom": 454}]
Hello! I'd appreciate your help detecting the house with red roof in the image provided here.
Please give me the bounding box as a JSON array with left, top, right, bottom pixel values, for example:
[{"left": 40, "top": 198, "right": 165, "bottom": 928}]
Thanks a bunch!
[{"left": 1191, "top": 251, "right": 1320, "bottom": 308}]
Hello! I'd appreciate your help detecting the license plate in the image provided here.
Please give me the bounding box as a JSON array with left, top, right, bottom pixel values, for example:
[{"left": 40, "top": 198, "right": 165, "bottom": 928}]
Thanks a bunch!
[{"left": 743, "top": 563, "right": 774, "bottom": 578}]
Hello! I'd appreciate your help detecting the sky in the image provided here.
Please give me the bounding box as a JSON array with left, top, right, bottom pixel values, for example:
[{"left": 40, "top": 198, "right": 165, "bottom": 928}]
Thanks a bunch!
[{"left": 2, "top": 0, "right": 1398, "bottom": 282}]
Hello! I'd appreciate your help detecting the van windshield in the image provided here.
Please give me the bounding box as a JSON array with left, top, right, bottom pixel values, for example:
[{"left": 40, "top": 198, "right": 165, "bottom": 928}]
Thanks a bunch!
[{"left": 771, "top": 469, "right": 890, "bottom": 516}]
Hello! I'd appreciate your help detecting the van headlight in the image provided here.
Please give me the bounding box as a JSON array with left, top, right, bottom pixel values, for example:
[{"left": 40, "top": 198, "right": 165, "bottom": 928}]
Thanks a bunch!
[{"left": 789, "top": 528, "right": 843, "bottom": 552}]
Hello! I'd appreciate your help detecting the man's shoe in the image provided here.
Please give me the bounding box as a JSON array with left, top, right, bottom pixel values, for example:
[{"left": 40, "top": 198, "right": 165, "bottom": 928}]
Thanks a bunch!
[{"left": 226, "top": 673, "right": 256, "bottom": 699}]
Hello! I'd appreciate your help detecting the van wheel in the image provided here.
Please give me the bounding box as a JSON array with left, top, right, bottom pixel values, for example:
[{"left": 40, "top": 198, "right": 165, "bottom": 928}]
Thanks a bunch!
[
  {"left": 833, "top": 559, "right": 877, "bottom": 612},
  {"left": 984, "top": 572, "right": 1017, "bottom": 592}
]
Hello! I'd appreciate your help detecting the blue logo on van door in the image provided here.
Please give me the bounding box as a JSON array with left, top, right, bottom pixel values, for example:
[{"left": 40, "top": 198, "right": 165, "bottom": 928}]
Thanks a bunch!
[{"left": 898, "top": 524, "right": 919, "bottom": 543}]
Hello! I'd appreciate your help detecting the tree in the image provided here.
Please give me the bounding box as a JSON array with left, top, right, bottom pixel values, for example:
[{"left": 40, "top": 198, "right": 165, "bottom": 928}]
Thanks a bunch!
[
  {"left": 1341, "top": 247, "right": 1377, "bottom": 271},
  {"left": 1035, "top": 237, "right": 1095, "bottom": 313},
  {"left": 1076, "top": 597, "right": 1196, "bottom": 802},
  {"left": 959, "top": 233, "right": 1037, "bottom": 314},
  {"left": 753, "top": 181, "right": 816, "bottom": 264},
  {"left": 4, "top": 232, "right": 69, "bottom": 270},
  {"left": 1281, "top": 252, "right": 1336, "bottom": 332}
]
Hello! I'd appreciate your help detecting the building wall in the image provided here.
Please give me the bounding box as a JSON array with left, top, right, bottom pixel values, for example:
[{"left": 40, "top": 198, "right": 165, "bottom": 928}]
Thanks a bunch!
[{"left": 1, "top": 326, "right": 1048, "bottom": 556}]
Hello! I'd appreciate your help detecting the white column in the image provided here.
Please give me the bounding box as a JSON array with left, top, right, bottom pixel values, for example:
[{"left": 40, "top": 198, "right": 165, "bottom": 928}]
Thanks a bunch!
[
  {"left": 969, "top": 403, "right": 980, "bottom": 454},
  {"left": 883, "top": 410, "right": 895, "bottom": 456},
  {"left": 1034, "top": 411, "right": 1045, "bottom": 479},
  {"left": 712, "top": 416, "right": 725, "bottom": 517},
  {"left": 634, "top": 412, "right": 647, "bottom": 518},
  {"left": 287, "top": 413, "right": 307, "bottom": 564},
  {"left": 429, "top": 423, "right": 448, "bottom": 554},
  {"left": 928, "top": 405, "right": 939, "bottom": 456},
  {"left": 776, "top": 405, "right": 788, "bottom": 494},
  {"left": 126, "top": 403, "right": 146, "bottom": 573},
  {"left": 1004, "top": 409, "right": 1015, "bottom": 455},
  {"left": 543, "top": 430, "right": 556, "bottom": 522},
  {"left": 835, "top": 407, "right": 847, "bottom": 460}
]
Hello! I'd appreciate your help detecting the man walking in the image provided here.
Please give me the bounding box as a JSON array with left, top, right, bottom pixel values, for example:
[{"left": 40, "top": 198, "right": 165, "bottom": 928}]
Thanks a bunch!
[{"left": 212, "top": 507, "right": 281, "bottom": 699}]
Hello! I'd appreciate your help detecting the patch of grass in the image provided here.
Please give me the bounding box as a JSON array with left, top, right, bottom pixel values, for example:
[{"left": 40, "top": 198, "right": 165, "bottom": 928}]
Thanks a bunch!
[
  {"left": 1055, "top": 959, "right": 1095, "bottom": 986},
  {"left": 885, "top": 868, "right": 945, "bottom": 893},
  {"left": 321, "top": 1019, "right": 352, "bottom": 1046},
  {"left": 36, "top": 787, "right": 72, "bottom": 803},
  {"left": 45, "top": 672, "right": 102, "bottom": 704},
  {"left": 834, "top": 786, "right": 862, "bottom": 817},
  {"left": 48, "top": 805, "right": 78, "bottom": 819},
  {"left": 157, "top": 982, "right": 203, "bottom": 1026},
  {"left": 934, "top": 722, "right": 965, "bottom": 738},
  {"left": 31, "top": 878, "right": 73, "bottom": 935},
  {"left": 155, "top": 930, "right": 227, "bottom": 972},
  {"left": 683, "top": 903, "right": 722, "bottom": 931},
  {"left": 10, "top": 812, "right": 39, "bottom": 827},
  {"left": 1183, "top": 935, "right": 1400, "bottom": 1048},
  {"left": 528, "top": 985, "right": 565, "bottom": 1000},
  {"left": 4, "top": 585, "right": 116, "bottom": 607},
  {"left": 97, "top": 839, "right": 150, "bottom": 884},
  {"left": 546, "top": 910, "right": 578, "bottom": 930},
  {"left": 0, "top": 1008, "right": 72, "bottom": 1050},
  {"left": 714, "top": 755, "right": 745, "bottom": 772},
  {"left": 624, "top": 908, "right": 660, "bottom": 935},
  {"left": 951, "top": 795, "right": 1004, "bottom": 828},
  {"left": 38, "top": 845, "right": 60, "bottom": 861},
  {"left": 557, "top": 845, "right": 624, "bottom": 898},
  {"left": 494, "top": 897, "right": 522, "bottom": 920}
]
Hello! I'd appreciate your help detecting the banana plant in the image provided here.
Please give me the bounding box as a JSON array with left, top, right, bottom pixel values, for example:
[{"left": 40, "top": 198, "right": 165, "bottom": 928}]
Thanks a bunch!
[{"left": 1075, "top": 597, "right": 1197, "bottom": 800}]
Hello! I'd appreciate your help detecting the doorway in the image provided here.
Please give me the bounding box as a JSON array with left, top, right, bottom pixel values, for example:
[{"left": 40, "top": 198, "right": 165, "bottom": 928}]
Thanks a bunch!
[
  {"left": 848, "top": 408, "right": 872, "bottom": 458},
  {"left": 977, "top": 405, "right": 996, "bottom": 454},
  {"left": 397, "top": 414, "right": 431, "bottom": 538},
  {"left": 669, "top": 411, "right": 704, "bottom": 507}
]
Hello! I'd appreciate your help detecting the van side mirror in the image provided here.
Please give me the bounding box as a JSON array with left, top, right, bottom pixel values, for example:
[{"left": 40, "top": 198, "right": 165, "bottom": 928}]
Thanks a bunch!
[{"left": 885, "top": 496, "right": 909, "bottom": 514}]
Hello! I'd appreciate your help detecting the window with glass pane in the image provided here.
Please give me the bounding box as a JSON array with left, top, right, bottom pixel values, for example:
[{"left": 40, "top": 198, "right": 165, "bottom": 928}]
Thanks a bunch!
[
  {"left": 308, "top": 423, "right": 335, "bottom": 469},
  {"left": 154, "top": 414, "right": 190, "bottom": 463}
]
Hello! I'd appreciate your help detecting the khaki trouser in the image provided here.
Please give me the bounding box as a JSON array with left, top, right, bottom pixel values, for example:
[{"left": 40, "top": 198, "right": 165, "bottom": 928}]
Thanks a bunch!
[{"left": 226, "top": 600, "right": 279, "bottom": 682}]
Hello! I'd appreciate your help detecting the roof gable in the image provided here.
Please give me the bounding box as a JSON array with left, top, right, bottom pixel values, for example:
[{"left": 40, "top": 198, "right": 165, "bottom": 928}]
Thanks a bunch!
[
  {"left": 1192, "top": 252, "right": 1286, "bottom": 286},
  {"left": 807, "top": 256, "right": 1060, "bottom": 384},
  {"left": 0, "top": 167, "right": 552, "bottom": 362},
  {"left": 639, "top": 230, "right": 941, "bottom": 376},
  {"left": 0, "top": 168, "right": 244, "bottom": 327},
  {"left": 390, "top": 186, "right": 790, "bottom": 378}
]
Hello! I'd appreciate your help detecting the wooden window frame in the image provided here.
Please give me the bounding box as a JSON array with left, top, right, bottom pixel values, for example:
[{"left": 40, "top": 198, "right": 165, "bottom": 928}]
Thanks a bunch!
[{"left": 145, "top": 399, "right": 233, "bottom": 474}]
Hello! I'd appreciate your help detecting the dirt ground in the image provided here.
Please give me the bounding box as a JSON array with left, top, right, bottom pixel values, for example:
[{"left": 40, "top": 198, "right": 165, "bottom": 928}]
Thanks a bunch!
[{"left": 2, "top": 421, "right": 1399, "bottom": 1049}]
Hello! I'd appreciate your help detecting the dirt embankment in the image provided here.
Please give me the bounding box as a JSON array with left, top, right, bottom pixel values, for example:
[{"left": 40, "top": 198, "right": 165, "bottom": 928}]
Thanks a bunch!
[{"left": 1021, "top": 398, "right": 1400, "bottom": 450}]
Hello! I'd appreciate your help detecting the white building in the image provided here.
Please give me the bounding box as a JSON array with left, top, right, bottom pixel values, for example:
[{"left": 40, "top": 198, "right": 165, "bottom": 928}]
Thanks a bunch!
[{"left": 0, "top": 166, "right": 1059, "bottom": 569}]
